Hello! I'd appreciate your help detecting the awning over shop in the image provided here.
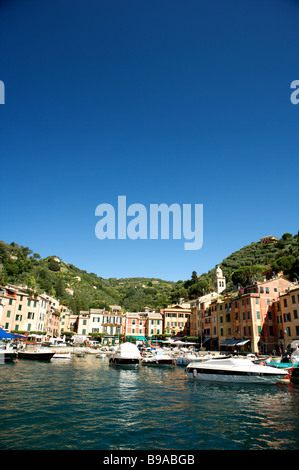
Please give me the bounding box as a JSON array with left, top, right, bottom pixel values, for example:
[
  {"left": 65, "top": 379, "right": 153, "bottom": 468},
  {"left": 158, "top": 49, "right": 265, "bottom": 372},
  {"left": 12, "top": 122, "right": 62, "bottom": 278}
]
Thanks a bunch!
[
  {"left": 127, "top": 336, "right": 148, "bottom": 342},
  {"left": 236, "top": 339, "right": 250, "bottom": 346},
  {"left": 202, "top": 337, "right": 211, "bottom": 345},
  {"left": 220, "top": 338, "right": 250, "bottom": 347},
  {"left": 0, "top": 328, "right": 15, "bottom": 340}
]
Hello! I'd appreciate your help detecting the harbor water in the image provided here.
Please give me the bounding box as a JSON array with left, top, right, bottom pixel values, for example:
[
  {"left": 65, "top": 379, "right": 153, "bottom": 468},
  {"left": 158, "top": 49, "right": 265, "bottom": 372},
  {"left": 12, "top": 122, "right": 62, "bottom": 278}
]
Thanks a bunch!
[{"left": 1, "top": 354, "right": 299, "bottom": 450}]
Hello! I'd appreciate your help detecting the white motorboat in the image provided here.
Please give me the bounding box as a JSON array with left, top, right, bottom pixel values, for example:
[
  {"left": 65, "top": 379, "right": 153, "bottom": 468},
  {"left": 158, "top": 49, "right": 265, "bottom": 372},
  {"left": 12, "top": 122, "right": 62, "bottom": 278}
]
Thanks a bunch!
[
  {"left": 142, "top": 350, "right": 175, "bottom": 366},
  {"left": 186, "top": 356, "right": 290, "bottom": 384},
  {"left": 51, "top": 352, "right": 71, "bottom": 360},
  {"left": 109, "top": 342, "right": 141, "bottom": 367}
]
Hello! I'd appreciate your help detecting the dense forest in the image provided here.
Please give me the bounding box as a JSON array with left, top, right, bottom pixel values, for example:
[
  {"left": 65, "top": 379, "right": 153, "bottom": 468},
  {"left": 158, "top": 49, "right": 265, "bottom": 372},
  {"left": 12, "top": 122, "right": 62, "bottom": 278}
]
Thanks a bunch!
[{"left": 0, "top": 232, "right": 298, "bottom": 312}]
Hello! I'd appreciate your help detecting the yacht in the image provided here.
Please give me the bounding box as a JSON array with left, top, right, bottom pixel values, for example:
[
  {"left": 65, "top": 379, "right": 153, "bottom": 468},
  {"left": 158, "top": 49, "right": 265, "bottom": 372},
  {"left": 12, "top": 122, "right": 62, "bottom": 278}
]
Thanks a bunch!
[
  {"left": 109, "top": 342, "right": 141, "bottom": 367},
  {"left": 186, "top": 355, "right": 290, "bottom": 384}
]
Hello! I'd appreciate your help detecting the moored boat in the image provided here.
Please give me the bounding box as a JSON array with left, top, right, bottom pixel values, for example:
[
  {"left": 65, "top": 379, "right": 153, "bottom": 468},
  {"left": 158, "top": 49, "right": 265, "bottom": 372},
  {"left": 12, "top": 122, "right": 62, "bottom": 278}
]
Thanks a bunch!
[
  {"left": 18, "top": 348, "right": 55, "bottom": 361},
  {"left": 51, "top": 352, "right": 71, "bottom": 360},
  {"left": 142, "top": 350, "right": 175, "bottom": 367},
  {"left": 109, "top": 342, "right": 141, "bottom": 367},
  {"left": 186, "top": 356, "right": 290, "bottom": 384}
]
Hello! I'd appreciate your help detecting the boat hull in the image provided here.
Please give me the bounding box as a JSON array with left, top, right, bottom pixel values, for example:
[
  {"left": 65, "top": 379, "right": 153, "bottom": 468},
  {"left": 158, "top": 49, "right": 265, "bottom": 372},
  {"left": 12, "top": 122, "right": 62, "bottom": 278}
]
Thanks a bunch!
[
  {"left": 18, "top": 351, "right": 55, "bottom": 360},
  {"left": 290, "top": 366, "right": 299, "bottom": 383},
  {"left": 109, "top": 357, "right": 140, "bottom": 367}
]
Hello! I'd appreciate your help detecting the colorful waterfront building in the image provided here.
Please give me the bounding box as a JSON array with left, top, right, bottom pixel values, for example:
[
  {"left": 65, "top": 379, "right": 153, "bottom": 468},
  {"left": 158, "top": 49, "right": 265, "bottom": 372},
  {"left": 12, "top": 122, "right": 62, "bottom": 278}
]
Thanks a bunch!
[
  {"left": 160, "top": 303, "right": 192, "bottom": 337},
  {"left": 124, "top": 310, "right": 163, "bottom": 340},
  {"left": 189, "top": 275, "right": 294, "bottom": 354},
  {"left": 275, "top": 286, "right": 299, "bottom": 351},
  {"left": 0, "top": 284, "right": 51, "bottom": 335}
]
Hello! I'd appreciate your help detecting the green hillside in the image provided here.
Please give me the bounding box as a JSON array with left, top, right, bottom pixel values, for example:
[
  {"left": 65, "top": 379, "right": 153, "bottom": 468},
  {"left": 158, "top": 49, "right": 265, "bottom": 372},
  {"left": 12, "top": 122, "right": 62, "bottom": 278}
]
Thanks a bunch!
[
  {"left": 0, "top": 232, "right": 298, "bottom": 312},
  {"left": 184, "top": 232, "right": 299, "bottom": 298},
  {"left": 0, "top": 241, "right": 175, "bottom": 313}
]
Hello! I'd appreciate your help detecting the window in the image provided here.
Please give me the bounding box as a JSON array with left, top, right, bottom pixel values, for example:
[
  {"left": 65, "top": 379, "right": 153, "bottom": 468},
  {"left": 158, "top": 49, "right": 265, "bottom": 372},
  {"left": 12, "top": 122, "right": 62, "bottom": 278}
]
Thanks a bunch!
[
  {"left": 18, "top": 305, "right": 22, "bottom": 311},
  {"left": 283, "top": 299, "right": 288, "bottom": 307},
  {"left": 19, "top": 295, "right": 23, "bottom": 301},
  {"left": 247, "top": 311, "right": 250, "bottom": 320},
  {"left": 27, "top": 312, "right": 34, "bottom": 319},
  {"left": 255, "top": 298, "right": 259, "bottom": 304},
  {"left": 294, "top": 310, "right": 298, "bottom": 319},
  {"left": 292, "top": 295, "right": 296, "bottom": 304},
  {"left": 256, "top": 311, "right": 261, "bottom": 320},
  {"left": 260, "top": 287, "right": 264, "bottom": 294},
  {"left": 9, "top": 299, "right": 13, "bottom": 305},
  {"left": 27, "top": 300, "right": 31, "bottom": 306},
  {"left": 27, "top": 324, "right": 31, "bottom": 331},
  {"left": 266, "top": 287, "right": 269, "bottom": 294},
  {"left": 6, "top": 310, "right": 11, "bottom": 317},
  {"left": 283, "top": 313, "right": 291, "bottom": 322}
]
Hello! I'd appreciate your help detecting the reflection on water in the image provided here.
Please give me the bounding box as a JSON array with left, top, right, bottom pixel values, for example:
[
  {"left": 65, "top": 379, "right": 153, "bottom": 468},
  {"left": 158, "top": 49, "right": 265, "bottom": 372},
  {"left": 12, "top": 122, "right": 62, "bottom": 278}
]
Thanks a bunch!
[{"left": 0, "top": 355, "right": 299, "bottom": 450}]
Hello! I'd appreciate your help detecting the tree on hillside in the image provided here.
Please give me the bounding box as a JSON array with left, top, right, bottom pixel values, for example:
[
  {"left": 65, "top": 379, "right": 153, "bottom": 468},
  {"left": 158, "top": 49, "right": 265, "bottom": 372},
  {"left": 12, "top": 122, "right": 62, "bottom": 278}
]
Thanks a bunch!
[{"left": 231, "top": 265, "right": 267, "bottom": 287}]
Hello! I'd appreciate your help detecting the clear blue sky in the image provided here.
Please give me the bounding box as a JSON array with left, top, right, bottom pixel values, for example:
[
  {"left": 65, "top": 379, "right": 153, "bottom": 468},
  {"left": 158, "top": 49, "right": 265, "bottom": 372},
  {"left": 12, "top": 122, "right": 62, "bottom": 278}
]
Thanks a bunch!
[{"left": 0, "top": 0, "right": 298, "bottom": 281}]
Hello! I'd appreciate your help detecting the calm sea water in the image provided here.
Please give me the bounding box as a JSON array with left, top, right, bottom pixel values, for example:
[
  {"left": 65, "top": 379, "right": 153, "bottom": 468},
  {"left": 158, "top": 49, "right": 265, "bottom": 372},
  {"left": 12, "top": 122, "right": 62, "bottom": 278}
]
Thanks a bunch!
[{"left": 0, "top": 354, "right": 299, "bottom": 450}]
